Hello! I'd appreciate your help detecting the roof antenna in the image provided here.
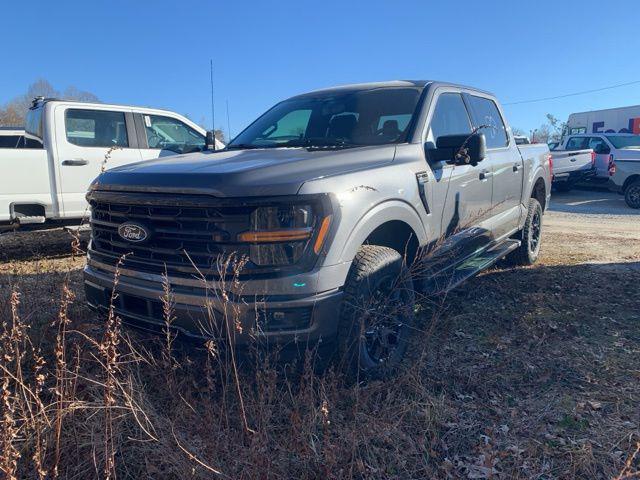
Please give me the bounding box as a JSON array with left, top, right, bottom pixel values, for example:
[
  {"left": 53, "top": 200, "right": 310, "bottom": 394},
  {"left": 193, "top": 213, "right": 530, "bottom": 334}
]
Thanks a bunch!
[
  {"left": 210, "top": 60, "right": 215, "bottom": 133},
  {"left": 226, "top": 99, "right": 232, "bottom": 142}
]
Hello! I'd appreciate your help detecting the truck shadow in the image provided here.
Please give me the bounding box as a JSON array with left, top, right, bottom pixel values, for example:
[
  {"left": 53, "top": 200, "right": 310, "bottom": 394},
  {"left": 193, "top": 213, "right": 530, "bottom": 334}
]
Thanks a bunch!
[{"left": 0, "top": 228, "right": 89, "bottom": 262}]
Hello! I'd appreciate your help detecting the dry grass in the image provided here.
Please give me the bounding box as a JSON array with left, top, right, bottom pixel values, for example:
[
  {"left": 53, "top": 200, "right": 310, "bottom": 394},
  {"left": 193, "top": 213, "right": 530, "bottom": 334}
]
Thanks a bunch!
[{"left": 0, "top": 224, "right": 639, "bottom": 479}]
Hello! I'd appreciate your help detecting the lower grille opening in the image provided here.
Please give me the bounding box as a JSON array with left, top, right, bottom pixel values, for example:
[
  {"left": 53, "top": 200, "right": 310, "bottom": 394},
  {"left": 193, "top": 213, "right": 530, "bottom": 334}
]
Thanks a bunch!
[
  {"left": 122, "top": 294, "right": 149, "bottom": 317},
  {"left": 255, "top": 307, "right": 313, "bottom": 332}
]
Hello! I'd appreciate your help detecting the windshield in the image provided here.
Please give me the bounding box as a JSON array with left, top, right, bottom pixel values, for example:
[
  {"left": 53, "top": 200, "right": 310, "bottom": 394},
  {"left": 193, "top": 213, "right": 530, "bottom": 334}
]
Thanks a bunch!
[
  {"left": 228, "top": 87, "right": 422, "bottom": 149},
  {"left": 606, "top": 135, "right": 640, "bottom": 149}
]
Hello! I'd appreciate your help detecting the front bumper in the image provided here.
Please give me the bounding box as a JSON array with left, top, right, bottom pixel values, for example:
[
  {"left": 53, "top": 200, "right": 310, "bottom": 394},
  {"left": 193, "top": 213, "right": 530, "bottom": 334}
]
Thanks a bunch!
[{"left": 83, "top": 261, "right": 345, "bottom": 348}]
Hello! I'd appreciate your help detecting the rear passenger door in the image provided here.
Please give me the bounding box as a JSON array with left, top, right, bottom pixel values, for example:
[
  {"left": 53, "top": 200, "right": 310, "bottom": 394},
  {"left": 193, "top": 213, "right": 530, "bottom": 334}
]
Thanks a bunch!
[
  {"left": 465, "top": 94, "right": 523, "bottom": 239},
  {"left": 425, "top": 91, "right": 493, "bottom": 260}
]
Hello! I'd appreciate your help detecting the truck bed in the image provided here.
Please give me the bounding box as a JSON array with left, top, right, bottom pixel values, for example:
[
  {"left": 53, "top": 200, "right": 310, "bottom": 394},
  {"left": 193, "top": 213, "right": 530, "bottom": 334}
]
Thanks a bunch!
[{"left": 550, "top": 148, "right": 594, "bottom": 175}]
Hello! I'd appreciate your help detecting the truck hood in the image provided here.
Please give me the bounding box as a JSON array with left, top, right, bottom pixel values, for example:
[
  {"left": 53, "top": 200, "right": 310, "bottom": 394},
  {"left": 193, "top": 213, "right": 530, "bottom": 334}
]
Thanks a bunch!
[{"left": 93, "top": 145, "right": 396, "bottom": 197}]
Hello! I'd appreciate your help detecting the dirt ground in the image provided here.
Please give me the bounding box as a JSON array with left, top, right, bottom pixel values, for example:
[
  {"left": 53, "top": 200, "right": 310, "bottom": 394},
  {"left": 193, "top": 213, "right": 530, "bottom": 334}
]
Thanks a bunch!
[
  {"left": 0, "top": 187, "right": 639, "bottom": 478},
  {"left": 543, "top": 188, "right": 640, "bottom": 266}
]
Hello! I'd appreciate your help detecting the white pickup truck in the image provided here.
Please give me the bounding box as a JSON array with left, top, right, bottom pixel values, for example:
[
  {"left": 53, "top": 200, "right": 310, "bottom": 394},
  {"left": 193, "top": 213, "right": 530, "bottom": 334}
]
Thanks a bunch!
[
  {"left": 0, "top": 98, "right": 222, "bottom": 231},
  {"left": 549, "top": 136, "right": 596, "bottom": 191}
]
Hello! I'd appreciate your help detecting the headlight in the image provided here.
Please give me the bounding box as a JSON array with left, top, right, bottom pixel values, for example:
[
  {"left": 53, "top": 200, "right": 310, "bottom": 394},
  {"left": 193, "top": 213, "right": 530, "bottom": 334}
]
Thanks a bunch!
[
  {"left": 237, "top": 203, "right": 331, "bottom": 267},
  {"left": 250, "top": 204, "right": 313, "bottom": 230}
]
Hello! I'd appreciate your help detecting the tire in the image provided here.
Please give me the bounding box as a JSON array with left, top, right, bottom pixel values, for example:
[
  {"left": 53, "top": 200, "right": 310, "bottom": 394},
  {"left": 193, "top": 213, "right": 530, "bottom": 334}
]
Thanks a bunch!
[
  {"left": 335, "top": 245, "right": 416, "bottom": 381},
  {"left": 506, "top": 198, "right": 543, "bottom": 266},
  {"left": 624, "top": 180, "right": 640, "bottom": 209}
]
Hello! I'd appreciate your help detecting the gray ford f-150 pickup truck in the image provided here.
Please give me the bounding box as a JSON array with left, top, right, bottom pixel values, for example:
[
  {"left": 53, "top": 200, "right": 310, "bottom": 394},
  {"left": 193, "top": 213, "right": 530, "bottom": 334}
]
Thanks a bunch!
[{"left": 84, "top": 81, "right": 551, "bottom": 379}]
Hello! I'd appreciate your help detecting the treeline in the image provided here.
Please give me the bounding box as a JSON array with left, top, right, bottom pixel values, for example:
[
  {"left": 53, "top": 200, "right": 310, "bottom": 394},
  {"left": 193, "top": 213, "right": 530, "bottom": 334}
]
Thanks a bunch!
[{"left": 0, "top": 79, "right": 99, "bottom": 126}]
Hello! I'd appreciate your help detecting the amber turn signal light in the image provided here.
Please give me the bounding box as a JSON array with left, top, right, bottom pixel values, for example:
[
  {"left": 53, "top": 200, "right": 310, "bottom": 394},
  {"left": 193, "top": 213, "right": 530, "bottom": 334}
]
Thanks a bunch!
[
  {"left": 313, "top": 215, "right": 332, "bottom": 254},
  {"left": 237, "top": 228, "right": 312, "bottom": 243}
]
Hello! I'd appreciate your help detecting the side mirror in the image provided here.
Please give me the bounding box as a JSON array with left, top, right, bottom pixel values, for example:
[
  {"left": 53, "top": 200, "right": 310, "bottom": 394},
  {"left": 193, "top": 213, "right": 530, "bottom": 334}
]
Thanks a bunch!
[
  {"left": 206, "top": 130, "right": 217, "bottom": 151},
  {"left": 428, "top": 133, "right": 486, "bottom": 166},
  {"left": 594, "top": 144, "right": 610, "bottom": 155}
]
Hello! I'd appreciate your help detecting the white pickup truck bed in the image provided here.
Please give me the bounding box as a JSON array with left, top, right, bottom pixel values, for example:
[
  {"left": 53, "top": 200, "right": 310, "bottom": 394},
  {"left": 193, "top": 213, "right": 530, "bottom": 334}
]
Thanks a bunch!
[{"left": 549, "top": 148, "right": 595, "bottom": 190}]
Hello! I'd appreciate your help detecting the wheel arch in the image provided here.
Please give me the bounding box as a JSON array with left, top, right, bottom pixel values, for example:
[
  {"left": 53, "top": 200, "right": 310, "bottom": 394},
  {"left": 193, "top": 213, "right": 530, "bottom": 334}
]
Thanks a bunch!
[
  {"left": 335, "top": 200, "right": 428, "bottom": 267},
  {"left": 530, "top": 175, "right": 547, "bottom": 211}
]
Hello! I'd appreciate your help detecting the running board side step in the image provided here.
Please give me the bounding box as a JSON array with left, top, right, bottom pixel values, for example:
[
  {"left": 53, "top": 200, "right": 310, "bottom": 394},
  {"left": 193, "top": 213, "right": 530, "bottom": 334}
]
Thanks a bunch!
[{"left": 421, "top": 239, "right": 521, "bottom": 296}]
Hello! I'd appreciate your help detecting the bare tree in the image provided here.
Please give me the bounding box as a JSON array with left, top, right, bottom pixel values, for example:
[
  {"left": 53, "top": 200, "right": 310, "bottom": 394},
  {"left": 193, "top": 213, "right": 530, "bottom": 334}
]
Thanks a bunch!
[
  {"left": 62, "top": 86, "right": 100, "bottom": 103},
  {"left": 531, "top": 124, "right": 552, "bottom": 143},
  {"left": 545, "top": 113, "right": 566, "bottom": 142},
  {"left": 0, "top": 79, "right": 100, "bottom": 126}
]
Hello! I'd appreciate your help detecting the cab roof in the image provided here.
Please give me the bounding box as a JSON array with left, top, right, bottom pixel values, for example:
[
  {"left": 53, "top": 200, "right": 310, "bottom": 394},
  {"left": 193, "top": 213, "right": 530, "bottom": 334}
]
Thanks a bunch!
[{"left": 292, "top": 80, "right": 495, "bottom": 99}]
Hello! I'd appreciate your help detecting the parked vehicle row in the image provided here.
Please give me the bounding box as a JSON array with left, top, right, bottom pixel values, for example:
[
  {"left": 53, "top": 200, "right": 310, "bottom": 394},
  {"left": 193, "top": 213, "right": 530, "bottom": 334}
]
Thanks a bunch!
[
  {"left": 606, "top": 134, "right": 640, "bottom": 208},
  {"left": 548, "top": 132, "right": 640, "bottom": 205},
  {"left": 83, "top": 80, "right": 551, "bottom": 379},
  {"left": 0, "top": 98, "right": 223, "bottom": 231}
]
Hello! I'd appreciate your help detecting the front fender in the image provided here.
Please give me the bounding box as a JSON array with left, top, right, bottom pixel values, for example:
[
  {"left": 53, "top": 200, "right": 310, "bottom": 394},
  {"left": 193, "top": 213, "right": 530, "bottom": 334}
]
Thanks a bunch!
[{"left": 330, "top": 200, "right": 428, "bottom": 266}]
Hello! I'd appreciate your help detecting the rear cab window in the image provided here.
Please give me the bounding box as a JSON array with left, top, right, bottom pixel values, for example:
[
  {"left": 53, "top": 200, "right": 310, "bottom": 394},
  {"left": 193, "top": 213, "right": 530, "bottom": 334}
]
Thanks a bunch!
[
  {"left": 565, "top": 137, "right": 588, "bottom": 150},
  {"left": 25, "top": 106, "right": 45, "bottom": 148},
  {"left": 65, "top": 109, "right": 129, "bottom": 148},
  {"left": 588, "top": 137, "right": 609, "bottom": 152}
]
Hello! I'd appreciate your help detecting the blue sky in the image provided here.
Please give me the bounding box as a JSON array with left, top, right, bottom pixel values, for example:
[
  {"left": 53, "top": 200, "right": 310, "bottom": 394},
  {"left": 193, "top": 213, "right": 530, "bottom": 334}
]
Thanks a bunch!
[{"left": 3, "top": 0, "right": 639, "bottom": 138}]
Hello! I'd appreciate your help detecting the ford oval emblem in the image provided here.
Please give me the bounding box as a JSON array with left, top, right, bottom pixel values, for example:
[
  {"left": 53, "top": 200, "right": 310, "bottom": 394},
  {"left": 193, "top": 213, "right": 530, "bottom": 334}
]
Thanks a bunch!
[{"left": 117, "top": 222, "right": 149, "bottom": 243}]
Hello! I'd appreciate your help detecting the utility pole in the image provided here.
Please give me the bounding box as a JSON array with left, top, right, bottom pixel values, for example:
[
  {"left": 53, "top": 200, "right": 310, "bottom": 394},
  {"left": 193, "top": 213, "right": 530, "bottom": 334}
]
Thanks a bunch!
[{"left": 210, "top": 59, "right": 215, "bottom": 137}]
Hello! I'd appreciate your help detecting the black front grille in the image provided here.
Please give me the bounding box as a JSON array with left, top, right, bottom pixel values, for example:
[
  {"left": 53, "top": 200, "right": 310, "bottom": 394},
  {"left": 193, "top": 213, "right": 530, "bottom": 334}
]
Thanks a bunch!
[{"left": 89, "top": 192, "right": 254, "bottom": 279}]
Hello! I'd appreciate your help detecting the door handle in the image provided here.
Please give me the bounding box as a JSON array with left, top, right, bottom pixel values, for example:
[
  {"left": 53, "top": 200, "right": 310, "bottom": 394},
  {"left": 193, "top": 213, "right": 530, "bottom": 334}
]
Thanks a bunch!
[
  {"left": 513, "top": 163, "right": 521, "bottom": 172},
  {"left": 479, "top": 171, "right": 493, "bottom": 181},
  {"left": 62, "top": 159, "right": 89, "bottom": 166}
]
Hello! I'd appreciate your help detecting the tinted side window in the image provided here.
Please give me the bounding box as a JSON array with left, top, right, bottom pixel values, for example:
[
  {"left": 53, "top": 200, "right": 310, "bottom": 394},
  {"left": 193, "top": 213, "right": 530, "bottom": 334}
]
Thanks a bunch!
[
  {"left": 466, "top": 96, "right": 509, "bottom": 149},
  {"left": 0, "top": 136, "right": 22, "bottom": 148},
  {"left": 144, "top": 115, "right": 205, "bottom": 154},
  {"left": 565, "top": 137, "right": 588, "bottom": 150},
  {"left": 588, "top": 137, "right": 608, "bottom": 152},
  {"left": 428, "top": 93, "right": 472, "bottom": 142},
  {"left": 25, "top": 106, "right": 44, "bottom": 147},
  {"left": 65, "top": 109, "right": 129, "bottom": 148}
]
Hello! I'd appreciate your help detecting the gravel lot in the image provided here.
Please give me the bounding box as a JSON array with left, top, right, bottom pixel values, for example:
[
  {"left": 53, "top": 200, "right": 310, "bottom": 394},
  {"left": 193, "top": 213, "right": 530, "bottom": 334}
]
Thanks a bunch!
[{"left": 544, "top": 187, "right": 640, "bottom": 266}]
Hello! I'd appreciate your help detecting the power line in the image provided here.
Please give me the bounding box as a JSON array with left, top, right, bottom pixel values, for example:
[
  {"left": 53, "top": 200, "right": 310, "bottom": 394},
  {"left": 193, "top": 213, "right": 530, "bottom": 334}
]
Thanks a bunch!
[{"left": 503, "top": 80, "right": 640, "bottom": 106}]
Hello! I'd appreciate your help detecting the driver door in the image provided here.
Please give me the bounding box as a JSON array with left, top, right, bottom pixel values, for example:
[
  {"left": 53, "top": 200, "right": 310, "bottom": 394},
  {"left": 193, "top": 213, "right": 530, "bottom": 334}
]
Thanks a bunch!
[{"left": 425, "top": 91, "right": 493, "bottom": 264}]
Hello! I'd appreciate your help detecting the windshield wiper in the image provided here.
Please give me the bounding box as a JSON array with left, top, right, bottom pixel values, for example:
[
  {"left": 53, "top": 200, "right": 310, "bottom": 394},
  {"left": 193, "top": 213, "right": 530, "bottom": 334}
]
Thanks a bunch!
[
  {"left": 225, "top": 143, "right": 266, "bottom": 150},
  {"left": 284, "top": 138, "right": 362, "bottom": 150},
  {"left": 226, "top": 139, "right": 364, "bottom": 151}
]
